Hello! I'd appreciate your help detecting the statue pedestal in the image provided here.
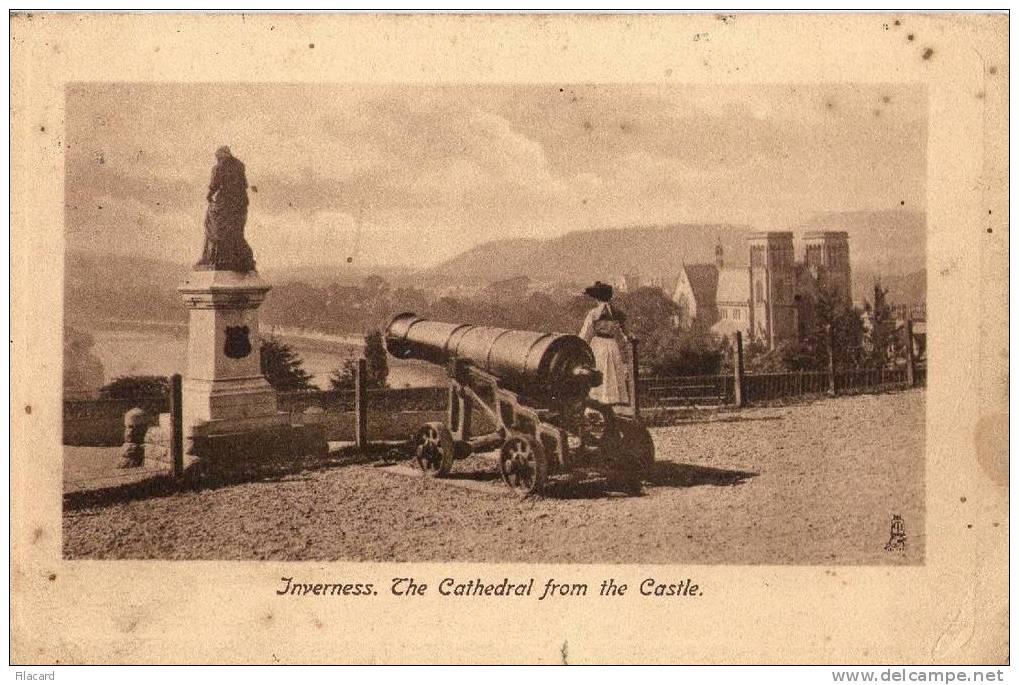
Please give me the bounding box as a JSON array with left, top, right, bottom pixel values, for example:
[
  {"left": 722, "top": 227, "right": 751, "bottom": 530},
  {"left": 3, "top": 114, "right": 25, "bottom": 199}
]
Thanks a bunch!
[
  {"left": 175, "top": 270, "right": 322, "bottom": 462},
  {"left": 178, "top": 269, "right": 276, "bottom": 427}
]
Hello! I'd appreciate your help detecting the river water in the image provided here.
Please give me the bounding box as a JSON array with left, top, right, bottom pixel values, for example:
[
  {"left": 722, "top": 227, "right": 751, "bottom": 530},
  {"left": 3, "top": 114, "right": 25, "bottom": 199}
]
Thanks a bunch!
[{"left": 82, "top": 322, "right": 445, "bottom": 390}]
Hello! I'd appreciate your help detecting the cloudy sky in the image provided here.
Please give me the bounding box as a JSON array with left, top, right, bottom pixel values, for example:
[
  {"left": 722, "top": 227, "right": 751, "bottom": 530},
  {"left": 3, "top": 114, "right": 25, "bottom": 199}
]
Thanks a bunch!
[{"left": 65, "top": 83, "right": 926, "bottom": 270}]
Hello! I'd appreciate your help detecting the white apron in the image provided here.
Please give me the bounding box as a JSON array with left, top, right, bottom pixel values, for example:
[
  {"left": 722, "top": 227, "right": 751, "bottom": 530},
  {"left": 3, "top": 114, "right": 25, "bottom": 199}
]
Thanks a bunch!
[{"left": 578, "top": 303, "right": 630, "bottom": 405}]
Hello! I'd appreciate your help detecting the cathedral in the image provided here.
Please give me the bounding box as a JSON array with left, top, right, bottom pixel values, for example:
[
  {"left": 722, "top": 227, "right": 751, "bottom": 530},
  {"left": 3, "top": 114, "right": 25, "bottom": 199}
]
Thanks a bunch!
[{"left": 672, "top": 231, "right": 852, "bottom": 350}]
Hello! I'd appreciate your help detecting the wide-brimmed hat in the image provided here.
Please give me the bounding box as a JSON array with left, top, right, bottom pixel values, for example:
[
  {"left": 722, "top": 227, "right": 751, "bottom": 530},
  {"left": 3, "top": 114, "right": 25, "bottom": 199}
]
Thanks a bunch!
[{"left": 583, "top": 281, "right": 613, "bottom": 302}]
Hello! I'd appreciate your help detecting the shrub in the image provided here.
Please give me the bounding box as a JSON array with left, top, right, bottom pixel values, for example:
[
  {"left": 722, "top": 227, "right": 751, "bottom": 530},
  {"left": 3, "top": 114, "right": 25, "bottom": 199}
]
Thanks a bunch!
[
  {"left": 329, "top": 329, "right": 389, "bottom": 390},
  {"left": 260, "top": 337, "right": 317, "bottom": 391},
  {"left": 98, "top": 375, "right": 169, "bottom": 401}
]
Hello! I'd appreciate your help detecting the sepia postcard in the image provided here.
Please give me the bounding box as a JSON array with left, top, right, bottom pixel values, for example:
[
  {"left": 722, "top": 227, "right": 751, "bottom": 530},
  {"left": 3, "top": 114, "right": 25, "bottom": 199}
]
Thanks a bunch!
[{"left": 9, "top": 12, "right": 1009, "bottom": 665}]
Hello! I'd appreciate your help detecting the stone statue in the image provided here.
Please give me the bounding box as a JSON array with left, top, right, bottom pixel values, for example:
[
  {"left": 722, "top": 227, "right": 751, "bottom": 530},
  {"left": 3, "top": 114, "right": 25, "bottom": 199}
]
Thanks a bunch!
[{"left": 195, "top": 146, "right": 256, "bottom": 272}]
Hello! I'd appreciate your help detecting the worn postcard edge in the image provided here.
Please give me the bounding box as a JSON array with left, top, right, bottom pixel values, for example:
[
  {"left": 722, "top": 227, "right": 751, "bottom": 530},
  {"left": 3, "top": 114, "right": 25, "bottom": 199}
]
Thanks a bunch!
[{"left": 8, "top": 12, "right": 1009, "bottom": 664}]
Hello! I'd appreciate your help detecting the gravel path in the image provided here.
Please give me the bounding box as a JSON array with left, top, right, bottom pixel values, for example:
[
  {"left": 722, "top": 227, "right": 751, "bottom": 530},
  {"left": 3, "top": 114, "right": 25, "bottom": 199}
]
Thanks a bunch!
[{"left": 63, "top": 389, "right": 924, "bottom": 564}]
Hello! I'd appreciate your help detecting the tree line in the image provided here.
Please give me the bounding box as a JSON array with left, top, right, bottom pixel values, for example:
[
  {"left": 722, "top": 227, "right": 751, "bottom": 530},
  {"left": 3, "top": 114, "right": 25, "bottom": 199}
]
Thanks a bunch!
[{"left": 79, "top": 275, "right": 916, "bottom": 399}]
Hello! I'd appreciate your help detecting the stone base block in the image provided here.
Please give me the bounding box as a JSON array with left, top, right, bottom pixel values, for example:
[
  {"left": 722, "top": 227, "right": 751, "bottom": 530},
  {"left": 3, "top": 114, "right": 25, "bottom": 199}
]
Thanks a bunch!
[
  {"left": 144, "top": 420, "right": 200, "bottom": 472},
  {"left": 148, "top": 411, "right": 328, "bottom": 475},
  {"left": 182, "top": 376, "right": 278, "bottom": 427},
  {"left": 187, "top": 412, "right": 328, "bottom": 466},
  {"left": 192, "top": 425, "right": 327, "bottom": 465}
]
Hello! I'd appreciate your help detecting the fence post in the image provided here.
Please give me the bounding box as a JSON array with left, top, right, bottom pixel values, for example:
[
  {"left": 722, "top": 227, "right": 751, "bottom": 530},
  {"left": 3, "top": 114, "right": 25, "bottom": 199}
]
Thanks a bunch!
[
  {"left": 355, "top": 358, "right": 369, "bottom": 451},
  {"left": 169, "top": 373, "right": 184, "bottom": 478},
  {"left": 905, "top": 318, "right": 916, "bottom": 387},
  {"left": 826, "top": 324, "right": 836, "bottom": 396},
  {"left": 734, "top": 331, "right": 746, "bottom": 407},
  {"left": 629, "top": 337, "right": 641, "bottom": 420}
]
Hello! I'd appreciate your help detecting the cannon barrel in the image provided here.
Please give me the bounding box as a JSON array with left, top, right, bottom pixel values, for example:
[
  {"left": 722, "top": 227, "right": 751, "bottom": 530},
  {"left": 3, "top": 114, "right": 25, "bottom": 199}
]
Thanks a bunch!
[{"left": 385, "top": 312, "right": 600, "bottom": 403}]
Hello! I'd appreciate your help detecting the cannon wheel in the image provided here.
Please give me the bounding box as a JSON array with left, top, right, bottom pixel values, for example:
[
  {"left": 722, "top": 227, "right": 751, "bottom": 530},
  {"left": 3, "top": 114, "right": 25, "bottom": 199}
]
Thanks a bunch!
[
  {"left": 620, "top": 422, "right": 655, "bottom": 473},
  {"left": 605, "top": 421, "right": 655, "bottom": 494},
  {"left": 452, "top": 440, "right": 473, "bottom": 460},
  {"left": 414, "top": 422, "right": 454, "bottom": 477},
  {"left": 499, "top": 433, "right": 548, "bottom": 495}
]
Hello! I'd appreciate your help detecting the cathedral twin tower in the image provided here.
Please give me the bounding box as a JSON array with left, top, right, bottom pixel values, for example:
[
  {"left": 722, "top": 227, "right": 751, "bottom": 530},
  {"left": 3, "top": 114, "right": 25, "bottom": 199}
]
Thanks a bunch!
[{"left": 744, "top": 230, "right": 852, "bottom": 349}]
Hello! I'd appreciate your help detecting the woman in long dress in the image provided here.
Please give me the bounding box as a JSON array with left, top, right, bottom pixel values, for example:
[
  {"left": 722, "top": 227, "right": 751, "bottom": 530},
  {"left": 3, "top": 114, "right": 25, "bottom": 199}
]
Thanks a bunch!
[{"left": 578, "top": 281, "right": 632, "bottom": 406}]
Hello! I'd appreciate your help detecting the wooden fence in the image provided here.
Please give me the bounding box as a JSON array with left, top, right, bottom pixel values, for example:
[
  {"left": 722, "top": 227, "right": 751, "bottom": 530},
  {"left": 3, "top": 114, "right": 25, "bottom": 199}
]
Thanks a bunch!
[
  {"left": 277, "top": 386, "right": 447, "bottom": 413},
  {"left": 64, "top": 382, "right": 448, "bottom": 448},
  {"left": 65, "top": 364, "right": 924, "bottom": 445},
  {"left": 64, "top": 325, "right": 926, "bottom": 449},
  {"left": 636, "top": 328, "right": 925, "bottom": 409},
  {"left": 638, "top": 374, "right": 734, "bottom": 408},
  {"left": 639, "top": 365, "right": 924, "bottom": 409}
]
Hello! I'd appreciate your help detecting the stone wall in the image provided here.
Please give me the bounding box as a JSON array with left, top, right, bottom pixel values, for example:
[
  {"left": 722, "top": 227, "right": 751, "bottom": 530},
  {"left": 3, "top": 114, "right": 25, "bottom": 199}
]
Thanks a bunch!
[
  {"left": 63, "top": 396, "right": 165, "bottom": 446},
  {"left": 296, "top": 409, "right": 446, "bottom": 443},
  {"left": 63, "top": 393, "right": 446, "bottom": 447}
]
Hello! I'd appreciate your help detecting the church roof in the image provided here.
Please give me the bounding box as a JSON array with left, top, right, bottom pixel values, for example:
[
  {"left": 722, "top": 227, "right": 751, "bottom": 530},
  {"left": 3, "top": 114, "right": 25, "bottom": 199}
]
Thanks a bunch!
[
  {"left": 716, "top": 267, "right": 751, "bottom": 304},
  {"left": 678, "top": 263, "right": 719, "bottom": 310}
]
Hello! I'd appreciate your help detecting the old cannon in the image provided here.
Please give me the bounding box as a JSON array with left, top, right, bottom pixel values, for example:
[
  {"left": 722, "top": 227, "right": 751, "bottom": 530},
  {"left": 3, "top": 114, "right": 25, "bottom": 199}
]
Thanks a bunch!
[{"left": 385, "top": 312, "right": 654, "bottom": 494}]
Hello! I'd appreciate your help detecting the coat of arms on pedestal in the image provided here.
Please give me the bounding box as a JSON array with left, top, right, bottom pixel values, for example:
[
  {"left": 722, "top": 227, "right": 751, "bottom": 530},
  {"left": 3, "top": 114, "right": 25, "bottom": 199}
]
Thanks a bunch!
[{"left": 224, "top": 325, "right": 252, "bottom": 359}]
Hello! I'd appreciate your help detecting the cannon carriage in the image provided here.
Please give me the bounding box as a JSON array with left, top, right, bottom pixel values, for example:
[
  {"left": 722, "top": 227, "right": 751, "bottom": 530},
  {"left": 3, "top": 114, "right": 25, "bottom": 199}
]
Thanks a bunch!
[{"left": 385, "top": 313, "right": 654, "bottom": 494}]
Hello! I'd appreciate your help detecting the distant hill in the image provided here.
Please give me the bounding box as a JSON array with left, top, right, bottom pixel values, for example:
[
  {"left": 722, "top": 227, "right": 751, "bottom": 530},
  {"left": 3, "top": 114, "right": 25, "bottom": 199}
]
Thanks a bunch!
[
  {"left": 65, "top": 209, "right": 926, "bottom": 326},
  {"left": 420, "top": 209, "right": 926, "bottom": 294},
  {"left": 261, "top": 263, "right": 414, "bottom": 287},
  {"left": 64, "top": 251, "right": 190, "bottom": 325},
  {"left": 852, "top": 269, "right": 927, "bottom": 308},
  {"left": 420, "top": 225, "right": 753, "bottom": 287},
  {"left": 64, "top": 250, "right": 418, "bottom": 326},
  {"left": 798, "top": 209, "right": 926, "bottom": 279},
  {"left": 418, "top": 237, "right": 546, "bottom": 286}
]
